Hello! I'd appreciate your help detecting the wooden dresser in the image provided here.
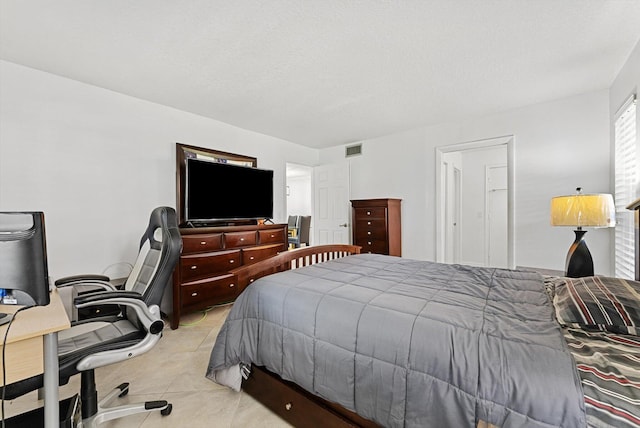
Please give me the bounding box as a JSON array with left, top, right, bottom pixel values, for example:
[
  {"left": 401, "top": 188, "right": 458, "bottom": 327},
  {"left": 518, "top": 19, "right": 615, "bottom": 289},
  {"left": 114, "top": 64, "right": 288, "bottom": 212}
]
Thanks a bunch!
[
  {"left": 351, "top": 199, "right": 402, "bottom": 256},
  {"left": 171, "top": 223, "right": 287, "bottom": 329}
]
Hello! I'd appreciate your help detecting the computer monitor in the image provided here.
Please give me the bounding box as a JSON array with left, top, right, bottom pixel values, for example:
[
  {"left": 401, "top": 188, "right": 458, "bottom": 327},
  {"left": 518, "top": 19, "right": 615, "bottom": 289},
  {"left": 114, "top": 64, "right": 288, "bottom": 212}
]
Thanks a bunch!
[{"left": 0, "top": 211, "right": 50, "bottom": 306}]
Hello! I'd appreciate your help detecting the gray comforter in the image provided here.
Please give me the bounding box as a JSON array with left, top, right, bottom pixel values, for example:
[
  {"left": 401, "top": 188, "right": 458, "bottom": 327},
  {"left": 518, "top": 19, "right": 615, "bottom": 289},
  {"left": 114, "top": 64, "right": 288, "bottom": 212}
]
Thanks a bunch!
[{"left": 207, "top": 254, "right": 586, "bottom": 427}]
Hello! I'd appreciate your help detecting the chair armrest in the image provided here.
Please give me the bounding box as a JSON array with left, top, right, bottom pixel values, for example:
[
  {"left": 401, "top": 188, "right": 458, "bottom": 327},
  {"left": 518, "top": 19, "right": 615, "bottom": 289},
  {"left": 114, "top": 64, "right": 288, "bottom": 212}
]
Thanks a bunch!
[
  {"left": 55, "top": 274, "right": 110, "bottom": 286},
  {"left": 56, "top": 278, "right": 117, "bottom": 292},
  {"left": 73, "top": 292, "right": 165, "bottom": 371},
  {"left": 55, "top": 276, "right": 117, "bottom": 322},
  {"left": 73, "top": 291, "right": 162, "bottom": 334},
  {"left": 73, "top": 290, "right": 143, "bottom": 305}
]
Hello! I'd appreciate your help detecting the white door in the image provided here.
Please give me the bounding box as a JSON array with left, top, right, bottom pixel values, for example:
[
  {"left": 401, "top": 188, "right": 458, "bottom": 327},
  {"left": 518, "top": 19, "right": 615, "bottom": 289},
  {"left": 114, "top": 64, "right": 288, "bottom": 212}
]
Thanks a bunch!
[
  {"left": 486, "top": 165, "right": 508, "bottom": 268},
  {"left": 313, "top": 162, "right": 351, "bottom": 244}
]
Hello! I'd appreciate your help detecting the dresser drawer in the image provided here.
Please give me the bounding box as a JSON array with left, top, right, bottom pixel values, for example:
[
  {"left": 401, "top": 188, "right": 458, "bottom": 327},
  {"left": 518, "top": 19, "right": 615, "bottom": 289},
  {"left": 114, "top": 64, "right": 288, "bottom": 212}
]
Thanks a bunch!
[
  {"left": 356, "top": 218, "right": 387, "bottom": 230},
  {"left": 181, "top": 233, "right": 223, "bottom": 254},
  {"left": 243, "top": 244, "right": 282, "bottom": 266},
  {"left": 225, "top": 231, "right": 257, "bottom": 248},
  {"left": 258, "top": 229, "right": 285, "bottom": 245},
  {"left": 180, "top": 249, "right": 241, "bottom": 282},
  {"left": 355, "top": 218, "right": 386, "bottom": 230},
  {"left": 181, "top": 274, "right": 237, "bottom": 307},
  {"left": 354, "top": 207, "right": 387, "bottom": 219},
  {"left": 355, "top": 239, "right": 388, "bottom": 254},
  {"left": 354, "top": 226, "right": 387, "bottom": 241}
]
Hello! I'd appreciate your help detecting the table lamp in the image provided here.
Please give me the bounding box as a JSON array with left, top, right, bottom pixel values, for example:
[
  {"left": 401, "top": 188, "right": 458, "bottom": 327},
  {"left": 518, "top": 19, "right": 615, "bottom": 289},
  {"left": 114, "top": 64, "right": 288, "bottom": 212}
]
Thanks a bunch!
[{"left": 550, "top": 188, "right": 615, "bottom": 277}]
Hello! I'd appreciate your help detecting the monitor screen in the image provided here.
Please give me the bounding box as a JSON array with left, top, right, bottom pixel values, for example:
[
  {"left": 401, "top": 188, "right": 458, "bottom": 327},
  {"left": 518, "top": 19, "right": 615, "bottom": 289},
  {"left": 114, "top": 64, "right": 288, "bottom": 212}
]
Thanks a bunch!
[{"left": 0, "top": 212, "right": 50, "bottom": 306}]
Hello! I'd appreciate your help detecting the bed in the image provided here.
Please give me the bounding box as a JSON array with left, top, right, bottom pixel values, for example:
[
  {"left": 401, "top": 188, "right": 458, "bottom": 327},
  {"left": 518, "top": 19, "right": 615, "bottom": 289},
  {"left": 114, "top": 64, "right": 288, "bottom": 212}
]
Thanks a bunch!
[{"left": 206, "top": 245, "right": 640, "bottom": 427}]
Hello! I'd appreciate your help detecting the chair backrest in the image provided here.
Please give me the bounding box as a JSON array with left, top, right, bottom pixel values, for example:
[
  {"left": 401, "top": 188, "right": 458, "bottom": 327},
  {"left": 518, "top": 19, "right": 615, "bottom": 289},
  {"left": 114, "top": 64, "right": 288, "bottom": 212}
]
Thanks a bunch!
[
  {"left": 123, "top": 207, "right": 182, "bottom": 309},
  {"left": 298, "top": 215, "right": 311, "bottom": 245},
  {"left": 288, "top": 215, "right": 300, "bottom": 228}
]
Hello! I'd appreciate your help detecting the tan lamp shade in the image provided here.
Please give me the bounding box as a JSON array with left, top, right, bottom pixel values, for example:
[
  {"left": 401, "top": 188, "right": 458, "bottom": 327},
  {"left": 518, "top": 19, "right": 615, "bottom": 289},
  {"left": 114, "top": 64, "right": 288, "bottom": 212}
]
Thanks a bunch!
[{"left": 550, "top": 193, "right": 616, "bottom": 228}]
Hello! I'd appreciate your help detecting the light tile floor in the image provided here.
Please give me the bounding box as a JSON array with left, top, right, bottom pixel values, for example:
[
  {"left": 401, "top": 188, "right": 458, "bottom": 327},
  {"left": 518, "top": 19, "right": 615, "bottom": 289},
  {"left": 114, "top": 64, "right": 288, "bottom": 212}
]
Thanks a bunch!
[{"left": 4, "top": 305, "right": 292, "bottom": 427}]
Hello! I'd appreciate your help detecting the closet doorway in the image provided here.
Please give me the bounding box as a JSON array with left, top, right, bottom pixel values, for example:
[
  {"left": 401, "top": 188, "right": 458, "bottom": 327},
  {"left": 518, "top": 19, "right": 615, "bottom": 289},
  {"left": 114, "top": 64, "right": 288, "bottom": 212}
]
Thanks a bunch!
[{"left": 435, "top": 136, "right": 514, "bottom": 269}]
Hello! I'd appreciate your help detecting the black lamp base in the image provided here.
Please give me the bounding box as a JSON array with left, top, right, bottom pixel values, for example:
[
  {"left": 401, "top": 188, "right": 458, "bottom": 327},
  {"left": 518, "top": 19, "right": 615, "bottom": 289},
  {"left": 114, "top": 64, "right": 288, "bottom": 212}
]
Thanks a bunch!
[{"left": 565, "top": 229, "right": 594, "bottom": 277}]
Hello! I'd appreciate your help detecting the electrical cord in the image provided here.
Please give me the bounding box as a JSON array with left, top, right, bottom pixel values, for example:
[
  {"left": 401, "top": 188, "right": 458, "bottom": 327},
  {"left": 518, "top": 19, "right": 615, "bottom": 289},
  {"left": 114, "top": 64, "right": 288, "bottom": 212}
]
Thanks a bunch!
[
  {"left": 178, "top": 310, "right": 208, "bottom": 326},
  {"left": 1, "top": 305, "right": 35, "bottom": 428},
  {"left": 178, "top": 302, "right": 233, "bottom": 327}
]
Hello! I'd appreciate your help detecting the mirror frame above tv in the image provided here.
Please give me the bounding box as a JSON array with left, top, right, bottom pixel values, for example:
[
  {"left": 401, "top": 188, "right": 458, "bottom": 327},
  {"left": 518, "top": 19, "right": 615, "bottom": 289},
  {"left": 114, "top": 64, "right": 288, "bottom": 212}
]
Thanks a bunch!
[{"left": 176, "top": 143, "right": 272, "bottom": 227}]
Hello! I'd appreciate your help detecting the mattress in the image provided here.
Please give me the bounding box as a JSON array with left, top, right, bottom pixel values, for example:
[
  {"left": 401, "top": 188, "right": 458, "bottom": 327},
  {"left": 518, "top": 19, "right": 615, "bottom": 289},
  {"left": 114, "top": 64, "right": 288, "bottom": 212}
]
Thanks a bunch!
[{"left": 207, "top": 254, "right": 587, "bottom": 427}]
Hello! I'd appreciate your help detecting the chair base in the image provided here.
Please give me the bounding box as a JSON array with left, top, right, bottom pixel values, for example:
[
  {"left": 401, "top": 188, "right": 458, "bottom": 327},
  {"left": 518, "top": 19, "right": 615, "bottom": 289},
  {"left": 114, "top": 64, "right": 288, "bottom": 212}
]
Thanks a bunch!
[
  {"left": 82, "top": 382, "right": 171, "bottom": 427},
  {"left": 81, "top": 372, "right": 172, "bottom": 427}
]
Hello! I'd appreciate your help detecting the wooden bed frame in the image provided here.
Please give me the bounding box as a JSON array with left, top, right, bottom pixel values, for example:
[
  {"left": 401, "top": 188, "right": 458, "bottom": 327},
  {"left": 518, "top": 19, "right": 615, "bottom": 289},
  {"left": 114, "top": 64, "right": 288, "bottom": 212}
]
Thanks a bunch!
[
  {"left": 230, "top": 244, "right": 375, "bottom": 427},
  {"left": 232, "top": 244, "right": 362, "bottom": 291},
  {"left": 229, "top": 244, "right": 499, "bottom": 428}
]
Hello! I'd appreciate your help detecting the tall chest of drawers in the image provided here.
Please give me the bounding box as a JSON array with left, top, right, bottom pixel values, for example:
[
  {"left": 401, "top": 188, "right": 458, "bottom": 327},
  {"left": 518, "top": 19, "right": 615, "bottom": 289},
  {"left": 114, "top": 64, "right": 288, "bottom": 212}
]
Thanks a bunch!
[
  {"left": 171, "top": 223, "right": 287, "bottom": 329},
  {"left": 351, "top": 199, "right": 402, "bottom": 256}
]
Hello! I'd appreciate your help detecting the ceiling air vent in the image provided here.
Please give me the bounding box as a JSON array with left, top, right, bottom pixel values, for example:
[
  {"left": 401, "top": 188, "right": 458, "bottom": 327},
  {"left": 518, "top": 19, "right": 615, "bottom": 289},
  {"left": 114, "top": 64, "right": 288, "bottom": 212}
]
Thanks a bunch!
[{"left": 345, "top": 144, "right": 363, "bottom": 158}]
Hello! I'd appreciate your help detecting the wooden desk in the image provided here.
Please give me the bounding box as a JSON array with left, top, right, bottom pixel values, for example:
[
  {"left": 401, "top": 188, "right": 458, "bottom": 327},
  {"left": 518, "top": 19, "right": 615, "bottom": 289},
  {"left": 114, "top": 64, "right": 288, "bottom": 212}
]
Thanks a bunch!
[{"left": 0, "top": 289, "right": 71, "bottom": 428}]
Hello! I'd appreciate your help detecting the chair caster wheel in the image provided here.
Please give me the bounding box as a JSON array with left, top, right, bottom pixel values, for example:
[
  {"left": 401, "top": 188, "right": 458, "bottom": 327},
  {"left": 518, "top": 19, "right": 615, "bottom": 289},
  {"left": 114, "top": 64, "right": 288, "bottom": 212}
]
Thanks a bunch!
[{"left": 161, "top": 403, "right": 172, "bottom": 416}]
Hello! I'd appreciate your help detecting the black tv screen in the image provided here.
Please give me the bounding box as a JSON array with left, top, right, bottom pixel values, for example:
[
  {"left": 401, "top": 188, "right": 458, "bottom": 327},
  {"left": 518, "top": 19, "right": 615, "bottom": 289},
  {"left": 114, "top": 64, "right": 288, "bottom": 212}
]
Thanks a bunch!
[{"left": 185, "top": 158, "right": 274, "bottom": 222}]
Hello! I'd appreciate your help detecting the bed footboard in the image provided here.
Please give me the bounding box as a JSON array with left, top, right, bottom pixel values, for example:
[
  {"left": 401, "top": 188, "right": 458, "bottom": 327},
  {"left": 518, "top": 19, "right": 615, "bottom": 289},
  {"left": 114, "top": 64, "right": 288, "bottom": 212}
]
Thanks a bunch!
[{"left": 231, "top": 244, "right": 361, "bottom": 291}]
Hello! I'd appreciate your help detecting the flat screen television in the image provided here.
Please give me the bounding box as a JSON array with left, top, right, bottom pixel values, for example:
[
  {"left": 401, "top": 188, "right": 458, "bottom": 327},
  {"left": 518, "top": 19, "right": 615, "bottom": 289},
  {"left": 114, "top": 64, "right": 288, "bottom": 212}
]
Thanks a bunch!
[{"left": 185, "top": 158, "right": 274, "bottom": 224}]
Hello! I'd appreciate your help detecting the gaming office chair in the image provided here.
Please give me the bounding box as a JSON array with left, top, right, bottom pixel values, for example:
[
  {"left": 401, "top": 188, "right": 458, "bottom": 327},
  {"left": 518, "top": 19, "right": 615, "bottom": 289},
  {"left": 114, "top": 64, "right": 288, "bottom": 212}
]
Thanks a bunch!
[
  {"left": 3, "top": 206, "right": 182, "bottom": 427},
  {"left": 55, "top": 207, "right": 180, "bottom": 322}
]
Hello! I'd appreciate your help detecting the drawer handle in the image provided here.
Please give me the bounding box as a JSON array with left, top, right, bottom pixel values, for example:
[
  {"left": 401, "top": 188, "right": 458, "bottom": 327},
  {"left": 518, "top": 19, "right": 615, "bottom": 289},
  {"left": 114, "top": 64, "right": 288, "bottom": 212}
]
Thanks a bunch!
[
  {"left": 229, "top": 283, "right": 235, "bottom": 288},
  {"left": 367, "top": 231, "right": 372, "bottom": 235},
  {"left": 190, "top": 266, "right": 197, "bottom": 270},
  {"left": 368, "top": 241, "right": 372, "bottom": 245},
  {"left": 229, "top": 260, "right": 235, "bottom": 264},
  {"left": 367, "top": 211, "right": 371, "bottom": 215},
  {"left": 270, "top": 234, "right": 275, "bottom": 238},
  {"left": 249, "top": 278, "right": 255, "bottom": 283},
  {"left": 191, "top": 292, "right": 198, "bottom": 297},
  {"left": 285, "top": 402, "right": 292, "bottom": 411},
  {"left": 367, "top": 221, "right": 371, "bottom": 225},
  {"left": 240, "top": 238, "right": 245, "bottom": 241},
  {"left": 200, "top": 241, "right": 207, "bottom": 245},
  {"left": 250, "top": 256, "right": 255, "bottom": 260}
]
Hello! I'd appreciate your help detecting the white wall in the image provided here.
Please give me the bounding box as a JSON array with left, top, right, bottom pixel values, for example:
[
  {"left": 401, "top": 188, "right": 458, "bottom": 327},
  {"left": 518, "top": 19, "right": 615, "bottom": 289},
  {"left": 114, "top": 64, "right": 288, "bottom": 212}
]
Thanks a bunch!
[
  {"left": 320, "top": 90, "right": 611, "bottom": 274},
  {"left": 0, "top": 60, "right": 318, "bottom": 279}
]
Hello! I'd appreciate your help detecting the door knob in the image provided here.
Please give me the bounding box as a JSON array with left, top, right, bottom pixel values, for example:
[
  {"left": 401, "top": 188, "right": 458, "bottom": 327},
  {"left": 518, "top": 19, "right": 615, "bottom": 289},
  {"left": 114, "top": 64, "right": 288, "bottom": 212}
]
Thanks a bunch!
[{"left": 338, "top": 223, "right": 348, "bottom": 227}]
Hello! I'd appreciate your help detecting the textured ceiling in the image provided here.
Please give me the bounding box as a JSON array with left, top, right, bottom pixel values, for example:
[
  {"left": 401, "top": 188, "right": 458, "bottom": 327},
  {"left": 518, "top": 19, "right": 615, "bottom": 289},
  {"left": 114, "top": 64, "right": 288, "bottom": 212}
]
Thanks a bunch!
[{"left": 1, "top": 1, "right": 640, "bottom": 148}]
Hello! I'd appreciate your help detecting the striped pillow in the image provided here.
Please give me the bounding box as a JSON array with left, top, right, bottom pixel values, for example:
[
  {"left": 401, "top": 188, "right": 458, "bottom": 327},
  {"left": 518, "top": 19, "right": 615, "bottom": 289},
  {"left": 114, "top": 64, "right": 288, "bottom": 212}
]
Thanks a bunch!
[{"left": 553, "top": 276, "right": 640, "bottom": 336}]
